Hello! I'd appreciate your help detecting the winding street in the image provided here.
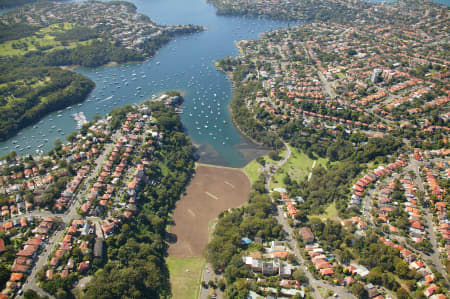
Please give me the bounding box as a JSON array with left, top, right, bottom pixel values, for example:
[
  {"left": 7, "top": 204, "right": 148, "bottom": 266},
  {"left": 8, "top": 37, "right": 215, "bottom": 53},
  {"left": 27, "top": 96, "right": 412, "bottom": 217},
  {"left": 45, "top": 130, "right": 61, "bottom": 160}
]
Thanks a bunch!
[
  {"left": 265, "top": 142, "right": 355, "bottom": 299},
  {"left": 408, "top": 157, "right": 449, "bottom": 285},
  {"left": 275, "top": 206, "right": 355, "bottom": 299},
  {"left": 264, "top": 142, "right": 291, "bottom": 192}
]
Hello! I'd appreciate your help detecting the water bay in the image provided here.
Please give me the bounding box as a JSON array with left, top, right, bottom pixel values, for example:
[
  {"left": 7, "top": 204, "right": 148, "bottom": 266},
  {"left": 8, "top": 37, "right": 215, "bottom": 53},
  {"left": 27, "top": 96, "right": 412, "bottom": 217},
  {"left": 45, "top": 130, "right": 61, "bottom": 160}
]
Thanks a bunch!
[
  {"left": 6, "top": 0, "right": 445, "bottom": 164},
  {"left": 0, "top": 0, "right": 298, "bottom": 167}
]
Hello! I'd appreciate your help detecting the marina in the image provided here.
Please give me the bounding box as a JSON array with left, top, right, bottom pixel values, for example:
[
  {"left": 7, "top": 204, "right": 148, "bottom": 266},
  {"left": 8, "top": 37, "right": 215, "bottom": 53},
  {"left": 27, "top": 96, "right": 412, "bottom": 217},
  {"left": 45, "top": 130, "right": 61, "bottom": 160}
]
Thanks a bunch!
[{"left": 73, "top": 112, "right": 88, "bottom": 129}]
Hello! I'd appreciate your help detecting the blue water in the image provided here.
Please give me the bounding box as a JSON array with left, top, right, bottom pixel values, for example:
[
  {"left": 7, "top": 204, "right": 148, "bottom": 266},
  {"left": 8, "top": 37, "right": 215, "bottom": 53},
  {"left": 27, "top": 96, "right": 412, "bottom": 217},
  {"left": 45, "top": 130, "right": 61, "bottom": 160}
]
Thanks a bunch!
[
  {"left": 0, "top": 0, "right": 298, "bottom": 167},
  {"left": 0, "top": 0, "right": 446, "bottom": 165}
]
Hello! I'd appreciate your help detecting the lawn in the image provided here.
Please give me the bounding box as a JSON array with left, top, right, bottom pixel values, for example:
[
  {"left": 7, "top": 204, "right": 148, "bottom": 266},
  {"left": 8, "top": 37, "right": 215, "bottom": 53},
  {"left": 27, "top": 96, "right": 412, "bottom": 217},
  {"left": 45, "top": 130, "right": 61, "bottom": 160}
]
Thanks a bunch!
[
  {"left": 167, "top": 257, "right": 204, "bottom": 299},
  {"left": 243, "top": 159, "right": 263, "bottom": 185},
  {"left": 308, "top": 201, "right": 339, "bottom": 220},
  {"left": 243, "top": 147, "right": 287, "bottom": 185},
  {"left": 265, "top": 147, "right": 287, "bottom": 164},
  {"left": 269, "top": 145, "right": 328, "bottom": 190},
  {"left": 0, "top": 22, "right": 98, "bottom": 56}
]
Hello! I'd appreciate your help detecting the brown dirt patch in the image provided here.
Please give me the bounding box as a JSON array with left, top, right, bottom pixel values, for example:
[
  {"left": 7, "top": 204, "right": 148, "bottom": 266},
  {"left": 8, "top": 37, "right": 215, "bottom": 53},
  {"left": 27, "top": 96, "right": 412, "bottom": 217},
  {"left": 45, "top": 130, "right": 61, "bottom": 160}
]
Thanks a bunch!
[{"left": 168, "top": 164, "right": 251, "bottom": 257}]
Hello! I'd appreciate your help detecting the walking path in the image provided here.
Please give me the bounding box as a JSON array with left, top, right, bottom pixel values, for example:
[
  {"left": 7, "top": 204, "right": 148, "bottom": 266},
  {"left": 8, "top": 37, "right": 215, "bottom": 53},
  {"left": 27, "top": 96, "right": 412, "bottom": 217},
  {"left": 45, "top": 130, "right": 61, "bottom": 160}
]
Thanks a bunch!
[
  {"left": 307, "top": 160, "right": 316, "bottom": 182},
  {"left": 264, "top": 142, "right": 291, "bottom": 192}
]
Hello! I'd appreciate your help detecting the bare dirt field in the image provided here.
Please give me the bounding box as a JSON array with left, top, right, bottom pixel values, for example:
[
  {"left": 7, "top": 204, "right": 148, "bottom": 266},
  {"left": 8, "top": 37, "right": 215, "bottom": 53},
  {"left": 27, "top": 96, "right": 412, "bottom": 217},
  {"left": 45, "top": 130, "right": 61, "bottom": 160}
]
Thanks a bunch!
[{"left": 168, "top": 164, "right": 251, "bottom": 257}]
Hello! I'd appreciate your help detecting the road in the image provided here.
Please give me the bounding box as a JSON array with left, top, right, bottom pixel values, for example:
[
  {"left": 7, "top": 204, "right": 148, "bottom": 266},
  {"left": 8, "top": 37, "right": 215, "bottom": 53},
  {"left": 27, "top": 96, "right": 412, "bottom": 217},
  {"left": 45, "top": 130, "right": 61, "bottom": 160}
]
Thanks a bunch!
[
  {"left": 274, "top": 206, "right": 355, "bottom": 299},
  {"left": 409, "top": 157, "right": 449, "bottom": 285},
  {"left": 1, "top": 211, "right": 55, "bottom": 226},
  {"left": 196, "top": 142, "right": 292, "bottom": 299},
  {"left": 264, "top": 142, "right": 291, "bottom": 192},
  {"left": 301, "top": 42, "right": 336, "bottom": 100},
  {"left": 19, "top": 224, "right": 65, "bottom": 299},
  {"left": 361, "top": 186, "right": 376, "bottom": 226},
  {"left": 4, "top": 139, "right": 117, "bottom": 225},
  {"left": 316, "top": 71, "right": 336, "bottom": 100},
  {"left": 198, "top": 263, "right": 223, "bottom": 299},
  {"left": 263, "top": 142, "right": 354, "bottom": 299}
]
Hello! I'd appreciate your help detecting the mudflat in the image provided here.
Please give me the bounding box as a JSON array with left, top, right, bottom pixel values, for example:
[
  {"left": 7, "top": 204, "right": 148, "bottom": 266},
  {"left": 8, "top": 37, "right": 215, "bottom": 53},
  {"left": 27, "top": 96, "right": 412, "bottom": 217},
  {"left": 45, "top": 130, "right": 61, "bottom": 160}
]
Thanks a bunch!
[{"left": 168, "top": 164, "right": 251, "bottom": 257}]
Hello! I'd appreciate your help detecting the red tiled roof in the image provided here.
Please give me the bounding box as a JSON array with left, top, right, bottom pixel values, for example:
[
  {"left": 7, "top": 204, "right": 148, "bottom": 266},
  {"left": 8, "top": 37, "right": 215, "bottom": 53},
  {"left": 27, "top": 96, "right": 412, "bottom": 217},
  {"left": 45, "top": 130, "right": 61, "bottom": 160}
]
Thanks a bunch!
[{"left": 10, "top": 273, "right": 23, "bottom": 281}]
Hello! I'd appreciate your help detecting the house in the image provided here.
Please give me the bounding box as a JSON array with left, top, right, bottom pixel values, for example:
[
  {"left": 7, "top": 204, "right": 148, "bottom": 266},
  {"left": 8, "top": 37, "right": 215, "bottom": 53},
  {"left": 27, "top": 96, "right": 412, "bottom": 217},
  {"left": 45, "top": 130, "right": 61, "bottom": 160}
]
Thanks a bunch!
[
  {"left": 400, "top": 248, "right": 415, "bottom": 263},
  {"left": 344, "top": 276, "right": 355, "bottom": 286},
  {"left": 424, "top": 284, "right": 438, "bottom": 297},
  {"left": 26, "top": 238, "right": 42, "bottom": 247},
  {"left": 410, "top": 260, "right": 424, "bottom": 270},
  {"left": 279, "top": 262, "right": 292, "bottom": 278},
  {"left": 46, "top": 269, "right": 53, "bottom": 280},
  {"left": 15, "top": 257, "right": 32, "bottom": 267},
  {"left": 60, "top": 269, "right": 69, "bottom": 279},
  {"left": 300, "top": 227, "right": 314, "bottom": 244},
  {"left": 320, "top": 268, "right": 334, "bottom": 276},
  {"left": 9, "top": 273, "right": 23, "bottom": 282},
  {"left": 81, "top": 222, "right": 91, "bottom": 236},
  {"left": 63, "top": 234, "right": 72, "bottom": 245},
  {"left": 273, "top": 251, "right": 289, "bottom": 258},
  {"left": 101, "top": 220, "right": 117, "bottom": 236},
  {"left": 55, "top": 249, "right": 65, "bottom": 259},
  {"left": 247, "top": 258, "right": 261, "bottom": 272},
  {"left": 78, "top": 261, "right": 90, "bottom": 273},
  {"left": 16, "top": 245, "right": 38, "bottom": 258},
  {"left": 80, "top": 201, "right": 92, "bottom": 214},
  {"left": 262, "top": 261, "right": 279, "bottom": 276},
  {"left": 72, "top": 219, "right": 84, "bottom": 228},
  {"left": 314, "top": 260, "right": 331, "bottom": 270},
  {"left": 123, "top": 210, "right": 133, "bottom": 219},
  {"left": 67, "top": 226, "right": 77, "bottom": 235},
  {"left": 35, "top": 221, "right": 52, "bottom": 234},
  {"left": 10, "top": 264, "right": 29, "bottom": 273},
  {"left": 350, "top": 263, "right": 369, "bottom": 277},
  {"left": 50, "top": 257, "right": 59, "bottom": 268},
  {"left": 65, "top": 258, "right": 74, "bottom": 271},
  {"left": 366, "top": 285, "right": 380, "bottom": 298}
]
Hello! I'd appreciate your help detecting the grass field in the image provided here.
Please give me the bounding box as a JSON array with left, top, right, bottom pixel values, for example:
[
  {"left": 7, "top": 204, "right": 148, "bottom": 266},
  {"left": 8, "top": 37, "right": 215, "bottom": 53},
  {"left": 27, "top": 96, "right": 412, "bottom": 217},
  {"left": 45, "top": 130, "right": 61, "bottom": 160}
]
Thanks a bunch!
[
  {"left": 269, "top": 145, "right": 328, "bottom": 190},
  {"left": 243, "top": 159, "right": 263, "bottom": 185},
  {"left": 167, "top": 257, "right": 204, "bottom": 299},
  {"left": 308, "top": 201, "right": 339, "bottom": 220},
  {"left": 243, "top": 148, "right": 287, "bottom": 185},
  {"left": 266, "top": 147, "right": 287, "bottom": 164},
  {"left": 0, "top": 22, "right": 98, "bottom": 56}
]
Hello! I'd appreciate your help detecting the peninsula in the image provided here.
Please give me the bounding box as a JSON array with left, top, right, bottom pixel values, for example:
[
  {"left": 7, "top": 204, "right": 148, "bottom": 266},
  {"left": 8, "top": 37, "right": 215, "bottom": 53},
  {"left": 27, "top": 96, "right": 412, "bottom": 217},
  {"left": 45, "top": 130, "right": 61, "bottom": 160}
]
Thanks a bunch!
[
  {"left": 0, "top": 1, "right": 203, "bottom": 141},
  {"left": 0, "top": 93, "right": 195, "bottom": 298}
]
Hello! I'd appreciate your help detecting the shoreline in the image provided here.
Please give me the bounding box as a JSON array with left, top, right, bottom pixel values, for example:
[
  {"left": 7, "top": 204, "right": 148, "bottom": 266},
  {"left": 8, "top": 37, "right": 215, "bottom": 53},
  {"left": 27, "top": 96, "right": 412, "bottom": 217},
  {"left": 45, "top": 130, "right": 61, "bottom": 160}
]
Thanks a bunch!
[
  {"left": 217, "top": 65, "right": 268, "bottom": 148},
  {"left": 228, "top": 105, "right": 266, "bottom": 147},
  {"left": 195, "top": 162, "right": 242, "bottom": 171},
  {"left": 60, "top": 61, "right": 125, "bottom": 72}
]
